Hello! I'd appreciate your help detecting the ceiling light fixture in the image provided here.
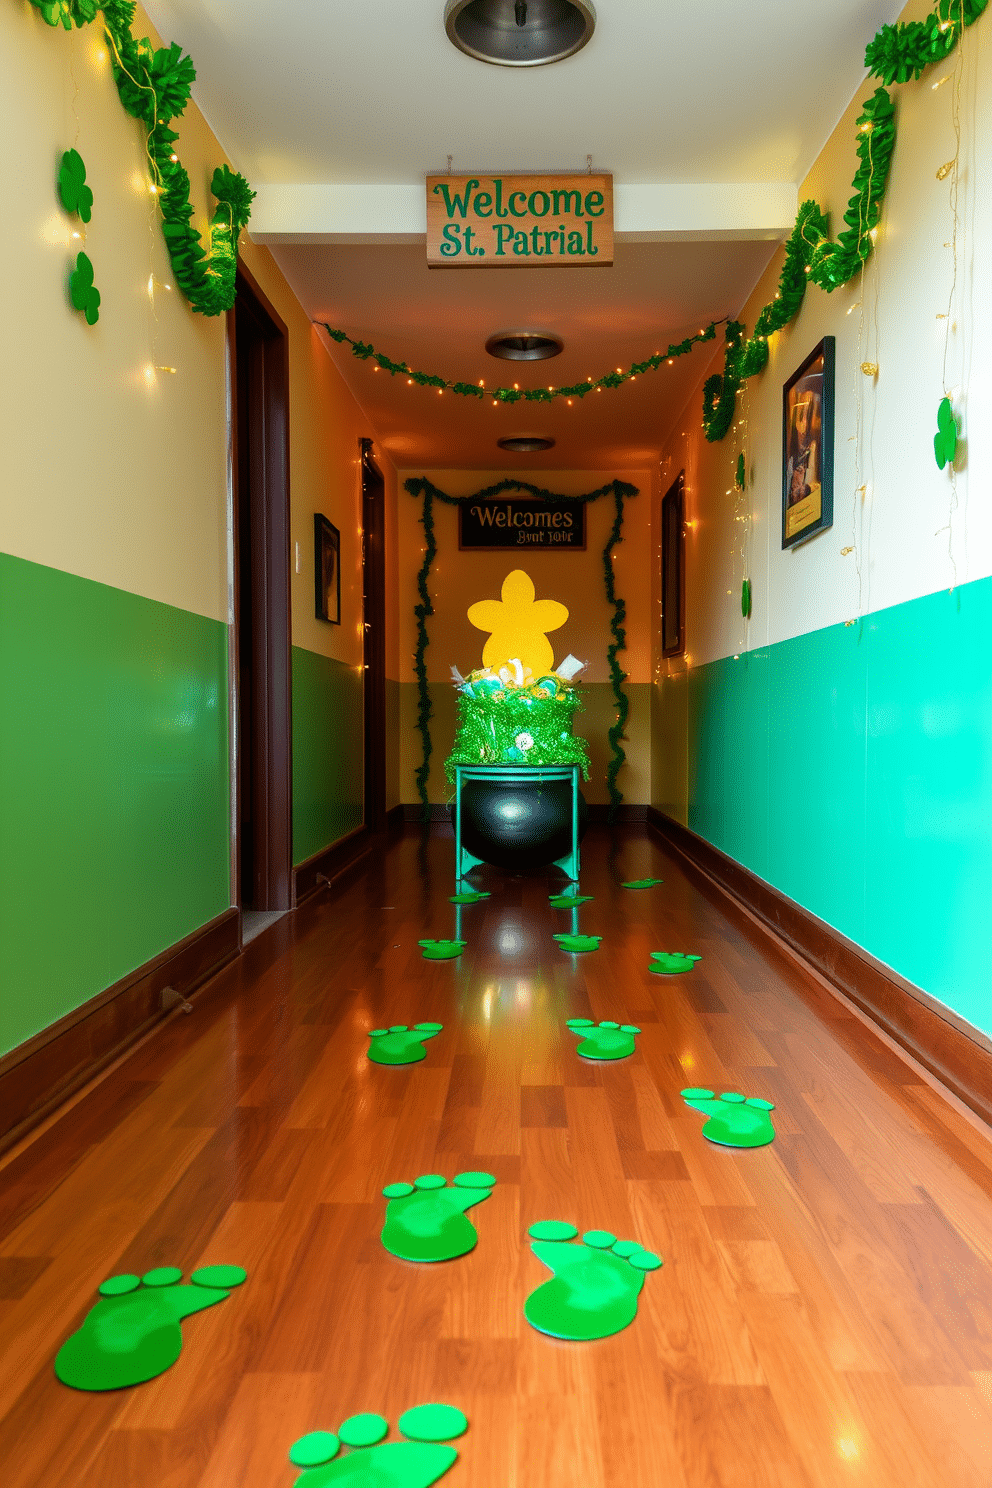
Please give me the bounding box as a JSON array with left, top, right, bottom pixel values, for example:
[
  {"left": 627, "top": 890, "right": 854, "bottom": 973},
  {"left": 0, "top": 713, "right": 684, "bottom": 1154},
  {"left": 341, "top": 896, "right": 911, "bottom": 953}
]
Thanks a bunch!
[
  {"left": 486, "top": 331, "right": 564, "bottom": 361},
  {"left": 497, "top": 435, "right": 556, "bottom": 452},
  {"left": 445, "top": 0, "right": 595, "bottom": 67}
]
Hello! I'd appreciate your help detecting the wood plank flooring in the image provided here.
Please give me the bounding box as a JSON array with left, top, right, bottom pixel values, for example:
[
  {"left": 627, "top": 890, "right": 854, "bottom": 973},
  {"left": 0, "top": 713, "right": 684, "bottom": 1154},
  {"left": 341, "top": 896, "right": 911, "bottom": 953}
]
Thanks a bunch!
[{"left": 2, "top": 825, "right": 992, "bottom": 1487}]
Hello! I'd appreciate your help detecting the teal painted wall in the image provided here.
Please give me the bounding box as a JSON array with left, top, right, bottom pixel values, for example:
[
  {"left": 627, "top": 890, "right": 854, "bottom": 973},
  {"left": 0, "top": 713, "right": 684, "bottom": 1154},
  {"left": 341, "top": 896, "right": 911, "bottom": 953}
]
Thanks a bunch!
[
  {"left": 291, "top": 646, "right": 363, "bottom": 864},
  {"left": 0, "top": 554, "right": 231, "bottom": 1057},
  {"left": 671, "top": 577, "right": 992, "bottom": 1034}
]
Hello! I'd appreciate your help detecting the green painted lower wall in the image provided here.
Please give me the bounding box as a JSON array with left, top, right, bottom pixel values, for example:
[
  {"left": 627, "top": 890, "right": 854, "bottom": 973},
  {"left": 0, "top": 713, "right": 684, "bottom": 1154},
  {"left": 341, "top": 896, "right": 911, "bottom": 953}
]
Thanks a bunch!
[
  {"left": 655, "top": 577, "right": 992, "bottom": 1035},
  {"left": 291, "top": 646, "right": 363, "bottom": 863},
  {"left": 0, "top": 554, "right": 231, "bottom": 1057}
]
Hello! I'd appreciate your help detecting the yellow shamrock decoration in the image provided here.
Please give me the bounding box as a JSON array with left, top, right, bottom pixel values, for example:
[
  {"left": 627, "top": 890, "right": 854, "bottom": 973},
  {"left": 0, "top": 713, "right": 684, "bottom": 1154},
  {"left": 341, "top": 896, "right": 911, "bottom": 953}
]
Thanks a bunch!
[{"left": 467, "top": 570, "right": 568, "bottom": 677}]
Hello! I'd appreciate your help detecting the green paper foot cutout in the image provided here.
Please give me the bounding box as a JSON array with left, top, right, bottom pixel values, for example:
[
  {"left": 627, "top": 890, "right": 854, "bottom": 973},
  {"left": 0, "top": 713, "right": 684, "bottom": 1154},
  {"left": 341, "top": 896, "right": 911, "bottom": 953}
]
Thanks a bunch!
[
  {"left": 523, "top": 1222, "right": 662, "bottom": 1341},
  {"left": 448, "top": 891, "right": 490, "bottom": 904},
  {"left": 289, "top": 1403, "right": 467, "bottom": 1487},
  {"left": 381, "top": 1172, "right": 496, "bottom": 1262},
  {"left": 554, "top": 933, "right": 602, "bottom": 953},
  {"left": 621, "top": 877, "right": 664, "bottom": 889},
  {"left": 548, "top": 893, "right": 593, "bottom": 909},
  {"left": 649, "top": 952, "right": 701, "bottom": 975},
  {"left": 418, "top": 939, "right": 466, "bottom": 960},
  {"left": 681, "top": 1087, "right": 776, "bottom": 1148},
  {"left": 55, "top": 1264, "right": 246, "bottom": 1391},
  {"left": 567, "top": 1018, "right": 640, "bottom": 1061},
  {"left": 367, "top": 1023, "right": 443, "bottom": 1066}
]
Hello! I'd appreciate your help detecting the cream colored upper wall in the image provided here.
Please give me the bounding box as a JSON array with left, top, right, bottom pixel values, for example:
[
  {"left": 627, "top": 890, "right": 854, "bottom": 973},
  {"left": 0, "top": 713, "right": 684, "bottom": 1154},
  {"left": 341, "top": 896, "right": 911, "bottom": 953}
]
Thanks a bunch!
[
  {"left": 1, "top": 2, "right": 386, "bottom": 664},
  {"left": 656, "top": 0, "right": 992, "bottom": 672},
  {"left": 396, "top": 469, "right": 653, "bottom": 686}
]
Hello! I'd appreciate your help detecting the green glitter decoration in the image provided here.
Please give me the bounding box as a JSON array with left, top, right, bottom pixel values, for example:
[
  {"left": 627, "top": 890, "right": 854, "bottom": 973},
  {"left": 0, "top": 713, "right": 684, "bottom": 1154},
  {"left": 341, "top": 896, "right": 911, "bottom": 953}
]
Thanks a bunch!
[{"left": 445, "top": 683, "right": 590, "bottom": 777}]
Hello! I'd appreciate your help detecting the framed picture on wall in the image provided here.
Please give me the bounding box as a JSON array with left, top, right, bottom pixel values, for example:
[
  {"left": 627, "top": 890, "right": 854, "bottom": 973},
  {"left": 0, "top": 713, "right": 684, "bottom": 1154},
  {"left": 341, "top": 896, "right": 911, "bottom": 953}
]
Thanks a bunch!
[
  {"left": 782, "top": 336, "right": 834, "bottom": 549},
  {"left": 661, "top": 471, "right": 685, "bottom": 657},
  {"left": 314, "top": 513, "right": 340, "bottom": 624}
]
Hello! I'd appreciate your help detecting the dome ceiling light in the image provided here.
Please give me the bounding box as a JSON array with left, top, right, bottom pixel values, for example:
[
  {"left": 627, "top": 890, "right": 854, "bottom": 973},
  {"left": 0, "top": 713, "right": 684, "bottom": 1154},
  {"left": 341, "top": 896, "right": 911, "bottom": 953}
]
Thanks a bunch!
[
  {"left": 444, "top": 0, "right": 595, "bottom": 67},
  {"left": 497, "top": 435, "right": 556, "bottom": 452},
  {"left": 486, "top": 331, "right": 564, "bottom": 361}
]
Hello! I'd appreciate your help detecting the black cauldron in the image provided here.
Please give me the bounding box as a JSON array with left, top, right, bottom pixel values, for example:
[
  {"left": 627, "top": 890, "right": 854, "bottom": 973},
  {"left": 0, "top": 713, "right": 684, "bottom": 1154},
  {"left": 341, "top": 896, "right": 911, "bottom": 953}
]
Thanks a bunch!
[{"left": 457, "top": 773, "right": 588, "bottom": 871}]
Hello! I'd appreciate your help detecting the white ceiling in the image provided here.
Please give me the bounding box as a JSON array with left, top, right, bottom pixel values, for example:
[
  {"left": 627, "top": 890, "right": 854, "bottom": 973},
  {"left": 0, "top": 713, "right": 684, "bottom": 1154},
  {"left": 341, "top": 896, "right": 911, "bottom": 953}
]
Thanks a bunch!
[{"left": 143, "top": 0, "right": 902, "bottom": 467}]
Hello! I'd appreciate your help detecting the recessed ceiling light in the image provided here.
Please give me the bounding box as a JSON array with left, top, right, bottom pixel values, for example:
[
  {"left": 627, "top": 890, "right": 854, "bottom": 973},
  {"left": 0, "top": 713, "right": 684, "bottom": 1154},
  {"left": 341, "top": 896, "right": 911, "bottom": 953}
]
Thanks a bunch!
[
  {"left": 497, "top": 435, "right": 556, "bottom": 452},
  {"left": 486, "top": 331, "right": 564, "bottom": 361},
  {"left": 445, "top": 0, "right": 595, "bottom": 67}
]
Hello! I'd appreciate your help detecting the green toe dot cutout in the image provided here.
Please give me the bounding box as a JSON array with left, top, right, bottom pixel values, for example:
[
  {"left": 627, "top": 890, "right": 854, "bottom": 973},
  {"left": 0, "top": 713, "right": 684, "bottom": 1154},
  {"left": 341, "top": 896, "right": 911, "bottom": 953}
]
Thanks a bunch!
[
  {"left": 449, "top": 891, "right": 490, "bottom": 904},
  {"left": 549, "top": 893, "right": 593, "bottom": 908},
  {"left": 339, "top": 1413, "right": 389, "bottom": 1448},
  {"left": 600, "top": 1020, "right": 619, "bottom": 1029},
  {"left": 398, "top": 1403, "right": 468, "bottom": 1442},
  {"left": 289, "top": 1431, "right": 341, "bottom": 1467},
  {"left": 650, "top": 951, "right": 702, "bottom": 974},
  {"left": 382, "top": 1174, "right": 496, "bottom": 1262},
  {"left": 56, "top": 1265, "right": 247, "bottom": 1391},
  {"left": 621, "top": 878, "right": 664, "bottom": 888},
  {"left": 191, "top": 1265, "right": 247, "bottom": 1289},
  {"left": 554, "top": 933, "right": 602, "bottom": 953},
  {"left": 681, "top": 1087, "right": 777, "bottom": 1149},
  {"left": 367, "top": 1023, "right": 443, "bottom": 1066},
  {"left": 142, "top": 1267, "right": 182, "bottom": 1287},
  {"left": 582, "top": 1229, "right": 616, "bottom": 1248},
  {"left": 453, "top": 1171, "right": 496, "bottom": 1188},
  {"left": 568, "top": 1019, "right": 640, "bottom": 1061},
  {"left": 99, "top": 1274, "right": 140, "bottom": 1297},
  {"left": 418, "top": 940, "right": 466, "bottom": 960},
  {"left": 528, "top": 1220, "right": 578, "bottom": 1241},
  {"left": 524, "top": 1221, "right": 662, "bottom": 1341},
  {"left": 610, "top": 1240, "right": 638, "bottom": 1258}
]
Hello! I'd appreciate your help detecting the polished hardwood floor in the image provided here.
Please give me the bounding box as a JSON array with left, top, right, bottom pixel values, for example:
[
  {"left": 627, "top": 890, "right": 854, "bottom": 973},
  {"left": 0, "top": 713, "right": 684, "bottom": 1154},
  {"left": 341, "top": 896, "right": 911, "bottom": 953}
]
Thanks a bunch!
[{"left": 2, "top": 825, "right": 992, "bottom": 1487}]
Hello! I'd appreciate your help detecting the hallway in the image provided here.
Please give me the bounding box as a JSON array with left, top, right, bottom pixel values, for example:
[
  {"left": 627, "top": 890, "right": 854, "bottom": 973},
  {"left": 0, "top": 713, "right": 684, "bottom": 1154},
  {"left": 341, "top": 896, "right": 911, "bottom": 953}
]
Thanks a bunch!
[{"left": 3, "top": 827, "right": 991, "bottom": 1488}]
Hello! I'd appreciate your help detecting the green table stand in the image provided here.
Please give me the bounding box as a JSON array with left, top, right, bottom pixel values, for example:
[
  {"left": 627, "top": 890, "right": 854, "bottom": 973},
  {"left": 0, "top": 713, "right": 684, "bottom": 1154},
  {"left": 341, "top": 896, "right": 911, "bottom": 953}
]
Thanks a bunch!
[{"left": 453, "top": 764, "right": 582, "bottom": 886}]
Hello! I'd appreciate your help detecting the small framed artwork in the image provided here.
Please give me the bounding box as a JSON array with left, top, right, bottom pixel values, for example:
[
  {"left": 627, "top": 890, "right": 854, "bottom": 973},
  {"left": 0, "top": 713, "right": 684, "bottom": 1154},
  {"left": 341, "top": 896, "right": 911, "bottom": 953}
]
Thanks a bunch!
[
  {"left": 314, "top": 513, "right": 340, "bottom": 624},
  {"left": 661, "top": 471, "right": 685, "bottom": 657},
  {"left": 782, "top": 336, "right": 834, "bottom": 549}
]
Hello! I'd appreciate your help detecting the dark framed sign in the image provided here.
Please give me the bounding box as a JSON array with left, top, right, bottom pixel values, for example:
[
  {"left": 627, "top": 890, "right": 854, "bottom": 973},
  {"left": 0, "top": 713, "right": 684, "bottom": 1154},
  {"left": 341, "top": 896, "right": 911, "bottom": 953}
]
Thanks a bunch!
[
  {"left": 783, "top": 336, "right": 834, "bottom": 549},
  {"left": 661, "top": 472, "right": 685, "bottom": 656},
  {"left": 459, "top": 497, "right": 585, "bottom": 550},
  {"left": 314, "top": 513, "right": 340, "bottom": 623}
]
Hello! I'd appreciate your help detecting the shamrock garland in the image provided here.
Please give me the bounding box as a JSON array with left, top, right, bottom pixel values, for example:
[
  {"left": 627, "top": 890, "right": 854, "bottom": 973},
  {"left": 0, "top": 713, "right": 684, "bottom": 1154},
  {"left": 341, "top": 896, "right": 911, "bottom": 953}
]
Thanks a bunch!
[
  {"left": 404, "top": 477, "right": 638, "bottom": 823},
  {"left": 28, "top": 0, "right": 254, "bottom": 316},
  {"left": 320, "top": 323, "right": 722, "bottom": 406}
]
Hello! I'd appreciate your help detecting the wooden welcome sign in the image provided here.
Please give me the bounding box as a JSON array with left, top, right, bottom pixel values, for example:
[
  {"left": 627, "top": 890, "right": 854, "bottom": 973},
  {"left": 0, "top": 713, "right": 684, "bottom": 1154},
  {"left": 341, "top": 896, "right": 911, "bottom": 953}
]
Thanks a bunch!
[{"left": 426, "top": 173, "right": 613, "bottom": 267}]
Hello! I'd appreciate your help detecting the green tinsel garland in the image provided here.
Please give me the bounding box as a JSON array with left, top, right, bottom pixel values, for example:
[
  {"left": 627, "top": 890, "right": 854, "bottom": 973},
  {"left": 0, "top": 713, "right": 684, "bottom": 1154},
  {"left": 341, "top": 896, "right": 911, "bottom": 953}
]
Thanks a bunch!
[
  {"left": 404, "top": 477, "right": 638, "bottom": 824},
  {"left": 445, "top": 684, "right": 590, "bottom": 778},
  {"left": 28, "top": 0, "right": 254, "bottom": 316},
  {"left": 320, "top": 323, "right": 722, "bottom": 405},
  {"left": 865, "top": 0, "right": 986, "bottom": 84}
]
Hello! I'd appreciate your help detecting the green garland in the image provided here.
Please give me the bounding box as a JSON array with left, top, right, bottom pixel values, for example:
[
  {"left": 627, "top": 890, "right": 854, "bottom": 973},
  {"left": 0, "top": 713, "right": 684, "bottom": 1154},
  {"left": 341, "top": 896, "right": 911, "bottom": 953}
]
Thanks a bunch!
[
  {"left": 320, "top": 323, "right": 723, "bottom": 405},
  {"left": 404, "top": 477, "right": 638, "bottom": 824},
  {"left": 28, "top": 0, "right": 254, "bottom": 315},
  {"left": 704, "top": 0, "right": 984, "bottom": 441}
]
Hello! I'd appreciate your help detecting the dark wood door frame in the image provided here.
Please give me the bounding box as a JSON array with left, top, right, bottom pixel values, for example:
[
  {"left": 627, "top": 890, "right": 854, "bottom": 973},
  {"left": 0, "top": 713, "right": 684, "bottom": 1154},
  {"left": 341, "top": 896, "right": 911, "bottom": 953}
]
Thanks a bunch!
[
  {"left": 228, "top": 263, "right": 293, "bottom": 913},
  {"left": 361, "top": 438, "right": 387, "bottom": 833}
]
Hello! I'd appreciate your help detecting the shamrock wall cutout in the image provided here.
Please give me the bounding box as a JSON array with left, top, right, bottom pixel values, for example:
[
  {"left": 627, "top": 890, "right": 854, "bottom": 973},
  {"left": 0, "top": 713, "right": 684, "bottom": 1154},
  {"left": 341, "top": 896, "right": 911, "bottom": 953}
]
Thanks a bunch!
[
  {"left": 934, "top": 397, "right": 957, "bottom": 470},
  {"left": 58, "top": 148, "right": 93, "bottom": 222},
  {"left": 741, "top": 578, "right": 752, "bottom": 619},
  {"left": 70, "top": 252, "right": 101, "bottom": 325},
  {"left": 735, "top": 452, "right": 746, "bottom": 490}
]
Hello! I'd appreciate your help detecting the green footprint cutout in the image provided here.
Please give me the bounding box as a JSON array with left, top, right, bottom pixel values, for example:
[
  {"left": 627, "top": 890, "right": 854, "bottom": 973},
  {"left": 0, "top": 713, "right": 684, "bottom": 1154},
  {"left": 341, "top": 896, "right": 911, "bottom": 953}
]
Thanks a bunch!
[
  {"left": 289, "top": 1403, "right": 467, "bottom": 1487},
  {"left": 567, "top": 1018, "right": 640, "bottom": 1061},
  {"left": 681, "top": 1087, "right": 776, "bottom": 1148},
  {"left": 367, "top": 1023, "right": 443, "bottom": 1066},
  {"left": 381, "top": 1172, "right": 496, "bottom": 1262},
  {"left": 523, "top": 1222, "right": 662, "bottom": 1341},
  {"left": 55, "top": 1264, "right": 246, "bottom": 1391},
  {"left": 649, "top": 951, "right": 701, "bottom": 974},
  {"left": 448, "top": 891, "right": 490, "bottom": 904},
  {"left": 548, "top": 892, "right": 593, "bottom": 909},
  {"left": 418, "top": 939, "right": 466, "bottom": 960},
  {"left": 554, "top": 932, "right": 602, "bottom": 953},
  {"left": 621, "top": 877, "right": 664, "bottom": 888}
]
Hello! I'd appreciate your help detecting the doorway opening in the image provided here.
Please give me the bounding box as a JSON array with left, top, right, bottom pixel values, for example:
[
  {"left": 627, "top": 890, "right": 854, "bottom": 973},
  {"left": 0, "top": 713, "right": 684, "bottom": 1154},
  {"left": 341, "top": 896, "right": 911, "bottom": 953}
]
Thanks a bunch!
[
  {"left": 361, "top": 438, "right": 386, "bottom": 832},
  {"left": 229, "top": 266, "right": 292, "bottom": 926}
]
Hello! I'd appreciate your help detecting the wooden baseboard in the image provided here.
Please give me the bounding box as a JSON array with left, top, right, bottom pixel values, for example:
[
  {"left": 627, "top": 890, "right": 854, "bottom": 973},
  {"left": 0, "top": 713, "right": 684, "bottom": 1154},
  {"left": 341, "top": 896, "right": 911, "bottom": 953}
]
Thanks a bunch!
[
  {"left": 0, "top": 907, "right": 240, "bottom": 1154},
  {"left": 385, "top": 804, "right": 405, "bottom": 837},
  {"left": 586, "top": 804, "right": 648, "bottom": 823},
  {"left": 292, "top": 825, "right": 374, "bottom": 904},
  {"left": 647, "top": 807, "right": 992, "bottom": 1127}
]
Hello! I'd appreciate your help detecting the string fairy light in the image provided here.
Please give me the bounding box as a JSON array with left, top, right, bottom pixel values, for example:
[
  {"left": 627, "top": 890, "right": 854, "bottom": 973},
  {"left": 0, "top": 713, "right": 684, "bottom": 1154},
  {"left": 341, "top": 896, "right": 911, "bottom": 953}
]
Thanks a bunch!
[{"left": 934, "top": 0, "right": 968, "bottom": 591}]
